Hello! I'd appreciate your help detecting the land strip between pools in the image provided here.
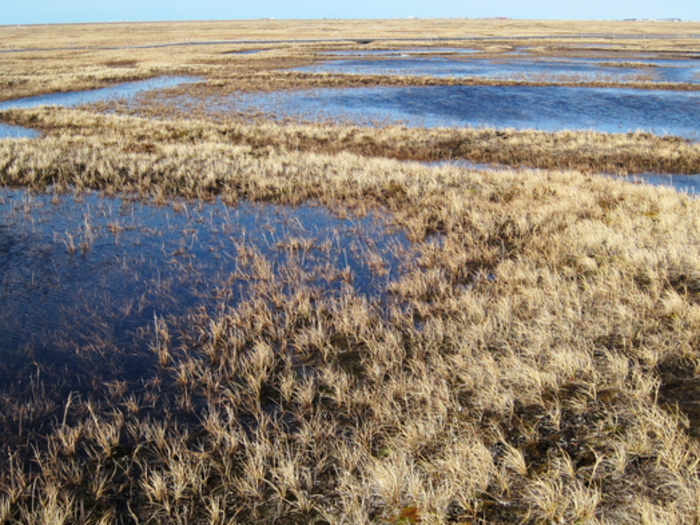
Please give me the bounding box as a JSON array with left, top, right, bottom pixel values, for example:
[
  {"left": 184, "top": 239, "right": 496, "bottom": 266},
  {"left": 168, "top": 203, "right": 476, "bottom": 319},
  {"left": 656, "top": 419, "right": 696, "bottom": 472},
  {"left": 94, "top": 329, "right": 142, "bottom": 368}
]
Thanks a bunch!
[{"left": 2, "top": 107, "right": 698, "bottom": 177}]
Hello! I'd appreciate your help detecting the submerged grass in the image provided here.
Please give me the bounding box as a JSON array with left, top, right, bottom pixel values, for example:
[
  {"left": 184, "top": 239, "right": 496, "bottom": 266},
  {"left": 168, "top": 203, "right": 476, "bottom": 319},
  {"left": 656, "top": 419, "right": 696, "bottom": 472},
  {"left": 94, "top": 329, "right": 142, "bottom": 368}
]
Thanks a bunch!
[{"left": 2, "top": 106, "right": 700, "bottom": 523}]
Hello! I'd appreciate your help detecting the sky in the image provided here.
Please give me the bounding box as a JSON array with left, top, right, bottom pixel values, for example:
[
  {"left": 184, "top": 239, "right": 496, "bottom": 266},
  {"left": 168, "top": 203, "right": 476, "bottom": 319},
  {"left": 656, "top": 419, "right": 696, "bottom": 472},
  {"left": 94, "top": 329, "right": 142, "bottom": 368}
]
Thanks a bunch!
[{"left": 2, "top": 0, "right": 699, "bottom": 25}]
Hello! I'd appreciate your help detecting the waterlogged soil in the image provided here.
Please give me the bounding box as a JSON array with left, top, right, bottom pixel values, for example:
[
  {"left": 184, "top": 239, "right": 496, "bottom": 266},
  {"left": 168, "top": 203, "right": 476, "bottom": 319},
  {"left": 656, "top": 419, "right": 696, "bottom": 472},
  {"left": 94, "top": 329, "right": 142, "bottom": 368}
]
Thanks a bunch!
[
  {"left": 226, "top": 84, "right": 700, "bottom": 138},
  {"left": 296, "top": 55, "right": 700, "bottom": 84},
  {"left": 0, "top": 188, "right": 413, "bottom": 392}
]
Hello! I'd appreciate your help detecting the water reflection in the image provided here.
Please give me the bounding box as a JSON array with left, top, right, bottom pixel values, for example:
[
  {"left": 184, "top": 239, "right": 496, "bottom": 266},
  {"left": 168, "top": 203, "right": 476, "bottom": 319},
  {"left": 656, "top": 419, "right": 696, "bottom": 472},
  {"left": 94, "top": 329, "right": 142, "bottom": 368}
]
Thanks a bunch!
[
  {"left": 428, "top": 159, "right": 700, "bottom": 194},
  {"left": 296, "top": 55, "right": 700, "bottom": 84},
  {"left": 620, "top": 172, "right": 700, "bottom": 194},
  {"left": 0, "top": 188, "right": 412, "bottom": 386},
  {"left": 0, "top": 123, "right": 40, "bottom": 139},
  {"left": 0, "top": 76, "right": 201, "bottom": 111},
  {"left": 319, "top": 47, "right": 478, "bottom": 57},
  {"left": 227, "top": 84, "right": 700, "bottom": 138}
]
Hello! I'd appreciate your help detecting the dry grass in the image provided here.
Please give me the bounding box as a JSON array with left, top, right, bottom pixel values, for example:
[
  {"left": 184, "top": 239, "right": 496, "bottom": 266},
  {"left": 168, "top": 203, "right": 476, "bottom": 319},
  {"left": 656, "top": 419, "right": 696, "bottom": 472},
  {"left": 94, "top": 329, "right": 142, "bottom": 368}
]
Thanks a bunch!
[
  {"left": 3, "top": 19, "right": 700, "bottom": 50},
  {"left": 3, "top": 106, "right": 699, "bottom": 176},
  {"left": 2, "top": 106, "right": 700, "bottom": 523},
  {"left": 1, "top": 19, "right": 699, "bottom": 101},
  {"left": 2, "top": 19, "right": 700, "bottom": 524}
]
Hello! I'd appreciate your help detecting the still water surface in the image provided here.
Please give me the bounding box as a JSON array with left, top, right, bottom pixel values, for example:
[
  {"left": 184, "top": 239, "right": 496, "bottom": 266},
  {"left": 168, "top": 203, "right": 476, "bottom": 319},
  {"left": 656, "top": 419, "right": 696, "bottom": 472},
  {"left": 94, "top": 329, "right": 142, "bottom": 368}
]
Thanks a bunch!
[
  {"left": 0, "top": 76, "right": 200, "bottom": 139},
  {"left": 227, "top": 84, "right": 700, "bottom": 138},
  {"left": 0, "top": 123, "right": 39, "bottom": 139},
  {"left": 297, "top": 55, "right": 700, "bottom": 84},
  {"left": 0, "top": 188, "right": 411, "bottom": 386}
]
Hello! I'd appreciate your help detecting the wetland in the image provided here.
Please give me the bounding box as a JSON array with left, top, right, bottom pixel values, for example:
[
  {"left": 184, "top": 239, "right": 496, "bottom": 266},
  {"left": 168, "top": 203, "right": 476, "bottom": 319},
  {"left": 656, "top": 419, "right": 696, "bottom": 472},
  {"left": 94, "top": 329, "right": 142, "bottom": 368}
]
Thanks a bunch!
[{"left": 2, "top": 18, "right": 700, "bottom": 525}]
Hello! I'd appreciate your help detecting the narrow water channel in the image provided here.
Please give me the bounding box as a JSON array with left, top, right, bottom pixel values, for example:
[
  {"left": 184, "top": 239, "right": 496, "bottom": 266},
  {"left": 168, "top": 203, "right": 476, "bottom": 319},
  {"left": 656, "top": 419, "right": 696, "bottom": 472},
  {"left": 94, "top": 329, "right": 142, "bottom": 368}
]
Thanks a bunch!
[{"left": 0, "top": 76, "right": 201, "bottom": 138}]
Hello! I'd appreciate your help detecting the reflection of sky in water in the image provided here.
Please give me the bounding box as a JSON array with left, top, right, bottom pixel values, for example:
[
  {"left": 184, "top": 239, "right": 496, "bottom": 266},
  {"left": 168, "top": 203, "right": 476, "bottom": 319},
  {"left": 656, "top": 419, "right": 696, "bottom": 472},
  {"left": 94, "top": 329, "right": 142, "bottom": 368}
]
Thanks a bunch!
[
  {"left": 0, "top": 188, "right": 412, "bottom": 386},
  {"left": 0, "top": 76, "right": 201, "bottom": 139},
  {"left": 0, "top": 123, "right": 40, "bottom": 139},
  {"left": 227, "top": 85, "right": 700, "bottom": 139},
  {"left": 620, "top": 173, "right": 700, "bottom": 194},
  {"left": 428, "top": 159, "right": 700, "bottom": 193},
  {"left": 319, "top": 48, "right": 478, "bottom": 57},
  {"left": 0, "top": 76, "right": 201, "bottom": 111},
  {"left": 296, "top": 56, "right": 700, "bottom": 84}
]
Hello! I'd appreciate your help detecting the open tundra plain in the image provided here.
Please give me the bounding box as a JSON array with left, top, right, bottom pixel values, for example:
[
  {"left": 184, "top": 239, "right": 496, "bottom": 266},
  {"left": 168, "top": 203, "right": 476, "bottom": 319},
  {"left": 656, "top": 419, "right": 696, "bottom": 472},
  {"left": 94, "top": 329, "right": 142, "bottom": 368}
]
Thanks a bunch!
[{"left": 2, "top": 18, "right": 700, "bottom": 524}]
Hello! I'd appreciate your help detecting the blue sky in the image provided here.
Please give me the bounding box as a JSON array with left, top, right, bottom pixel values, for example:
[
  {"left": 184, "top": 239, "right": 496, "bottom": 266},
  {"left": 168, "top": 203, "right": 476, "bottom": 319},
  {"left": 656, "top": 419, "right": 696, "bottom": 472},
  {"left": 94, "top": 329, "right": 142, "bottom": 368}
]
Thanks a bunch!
[{"left": 3, "top": 0, "right": 699, "bottom": 25}]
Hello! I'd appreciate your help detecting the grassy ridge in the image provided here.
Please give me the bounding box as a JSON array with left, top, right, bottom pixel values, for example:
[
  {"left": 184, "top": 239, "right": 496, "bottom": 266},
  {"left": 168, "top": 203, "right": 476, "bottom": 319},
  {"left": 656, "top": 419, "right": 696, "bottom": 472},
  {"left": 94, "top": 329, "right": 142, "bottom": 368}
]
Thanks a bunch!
[
  {"left": 4, "top": 107, "right": 700, "bottom": 175},
  {"left": 1, "top": 110, "right": 700, "bottom": 523}
]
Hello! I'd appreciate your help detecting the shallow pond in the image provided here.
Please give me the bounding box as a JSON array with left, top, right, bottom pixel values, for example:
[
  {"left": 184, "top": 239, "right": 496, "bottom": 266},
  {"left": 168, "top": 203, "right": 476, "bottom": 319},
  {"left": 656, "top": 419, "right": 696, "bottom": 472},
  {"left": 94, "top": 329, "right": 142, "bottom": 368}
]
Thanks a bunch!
[
  {"left": 319, "top": 47, "right": 478, "bottom": 57},
  {"left": 0, "top": 188, "right": 412, "bottom": 390},
  {"left": 0, "top": 123, "right": 40, "bottom": 139},
  {"left": 0, "top": 76, "right": 201, "bottom": 139},
  {"left": 0, "top": 76, "right": 200, "bottom": 112},
  {"left": 226, "top": 84, "right": 700, "bottom": 138},
  {"left": 295, "top": 55, "right": 700, "bottom": 84}
]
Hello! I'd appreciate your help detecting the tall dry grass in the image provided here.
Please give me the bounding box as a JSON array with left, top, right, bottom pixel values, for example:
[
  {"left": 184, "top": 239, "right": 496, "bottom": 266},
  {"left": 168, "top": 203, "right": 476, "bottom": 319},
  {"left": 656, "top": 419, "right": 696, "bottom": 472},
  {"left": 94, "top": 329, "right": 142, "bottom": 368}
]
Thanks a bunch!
[{"left": 3, "top": 106, "right": 698, "bottom": 175}]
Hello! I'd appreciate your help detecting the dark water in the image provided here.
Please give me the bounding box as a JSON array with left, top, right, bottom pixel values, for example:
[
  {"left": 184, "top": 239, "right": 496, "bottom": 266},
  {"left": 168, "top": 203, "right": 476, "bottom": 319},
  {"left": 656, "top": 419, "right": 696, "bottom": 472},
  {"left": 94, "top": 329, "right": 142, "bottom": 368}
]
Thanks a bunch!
[
  {"left": 0, "top": 123, "right": 39, "bottom": 139},
  {"left": 227, "top": 84, "right": 700, "bottom": 139},
  {"left": 0, "top": 188, "right": 412, "bottom": 387},
  {"left": 0, "top": 76, "right": 201, "bottom": 112},
  {"left": 295, "top": 55, "right": 700, "bottom": 84}
]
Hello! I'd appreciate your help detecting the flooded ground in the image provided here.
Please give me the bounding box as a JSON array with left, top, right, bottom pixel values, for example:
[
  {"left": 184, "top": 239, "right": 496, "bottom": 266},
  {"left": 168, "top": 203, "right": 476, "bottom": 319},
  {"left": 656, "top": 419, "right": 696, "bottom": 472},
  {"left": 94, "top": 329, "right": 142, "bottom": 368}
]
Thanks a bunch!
[
  {"left": 0, "top": 76, "right": 200, "bottom": 112},
  {"left": 0, "top": 123, "right": 39, "bottom": 139},
  {"left": 225, "top": 84, "right": 700, "bottom": 138},
  {"left": 428, "top": 159, "right": 700, "bottom": 193},
  {"left": 296, "top": 55, "right": 700, "bottom": 84},
  {"left": 0, "top": 187, "right": 413, "bottom": 392},
  {"left": 619, "top": 172, "right": 700, "bottom": 194},
  {"left": 0, "top": 76, "right": 201, "bottom": 138},
  {"left": 319, "top": 47, "right": 478, "bottom": 56}
]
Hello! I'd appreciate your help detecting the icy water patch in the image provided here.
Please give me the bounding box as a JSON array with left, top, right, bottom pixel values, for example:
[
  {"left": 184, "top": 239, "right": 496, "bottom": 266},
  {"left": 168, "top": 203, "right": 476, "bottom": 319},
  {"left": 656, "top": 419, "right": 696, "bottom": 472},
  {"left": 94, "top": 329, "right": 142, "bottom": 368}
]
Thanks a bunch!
[
  {"left": 296, "top": 55, "right": 700, "bottom": 84},
  {"left": 0, "top": 76, "right": 201, "bottom": 111},
  {"left": 0, "top": 188, "right": 413, "bottom": 389},
  {"left": 226, "top": 85, "right": 700, "bottom": 138},
  {"left": 0, "top": 123, "right": 39, "bottom": 139}
]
